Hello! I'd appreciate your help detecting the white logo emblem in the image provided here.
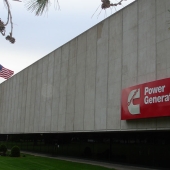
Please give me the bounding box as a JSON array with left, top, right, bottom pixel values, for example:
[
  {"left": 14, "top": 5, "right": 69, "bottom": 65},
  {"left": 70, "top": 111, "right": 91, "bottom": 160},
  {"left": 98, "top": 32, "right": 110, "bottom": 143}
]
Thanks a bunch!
[{"left": 127, "top": 89, "right": 140, "bottom": 115}]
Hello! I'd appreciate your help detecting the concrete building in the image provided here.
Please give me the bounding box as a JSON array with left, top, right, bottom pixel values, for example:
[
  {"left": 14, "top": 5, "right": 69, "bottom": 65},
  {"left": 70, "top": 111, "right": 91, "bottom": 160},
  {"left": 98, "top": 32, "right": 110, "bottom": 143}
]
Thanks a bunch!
[{"left": 0, "top": 0, "right": 170, "bottom": 168}]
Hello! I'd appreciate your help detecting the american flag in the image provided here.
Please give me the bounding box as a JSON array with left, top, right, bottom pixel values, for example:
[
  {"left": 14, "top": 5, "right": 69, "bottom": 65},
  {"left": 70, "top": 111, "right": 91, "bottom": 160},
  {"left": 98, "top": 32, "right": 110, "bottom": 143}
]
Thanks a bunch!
[{"left": 0, "top": 64, "right": 14, "bottom": 79}]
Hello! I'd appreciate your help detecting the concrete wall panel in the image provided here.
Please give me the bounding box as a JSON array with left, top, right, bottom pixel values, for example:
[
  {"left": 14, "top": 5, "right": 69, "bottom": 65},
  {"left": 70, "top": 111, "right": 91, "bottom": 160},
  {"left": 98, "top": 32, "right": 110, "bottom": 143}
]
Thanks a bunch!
[
  {"left": 74, "top": 33, "right": 86, "bottom": 131},
  {"left": 13, "top": 74, "right": 20, "bottom": 133},
  {"left": 138, "top": 0, "right": 155, "bottom": 25},
  {"left": 6, "top": 80, "right": 10, "bottom": 133},
  {"left": 121, "top": 1, "right": 138, "bottom": 130},
  {"left": 107, "top": 12, "right": 122, "bottom": 130},
  {"left": 2, "top": 82, "right": 6, "bottom": 134},
  {"left": 156, "top": 0, "right": 170, "bottom": 43},
  {"left": 2, "top": 82, "right": 8, "bottom": 133},
  {"left": 34, "top": 60, "right": 42, "bottom": 132},
  {"left": 7, "top": 79, "right": 14, "bottom": 132},
  {"left": 28, "top": 63, "right": 37, "bottom": 133},
  {"left": 21, "top": 69, "right": 28, "bottom": 132},
  {"left": 95, "top": 20, "right": 109, "bottom": 130},
  {"left": 66, "top": 39, "right": 77, "bottom": 131},
  {"left": 5, "top": 81, "right": 10, "bottom": 133},
  {"left": 1, "top": 83, "right": 6, "bottom": 133},
  {"left": 44, "top": 53, "right": 54, "bottom": 132},
  {"left": 11, "top": 77, "right": 17, "bottom": 133},
  {"left": 24, "top": 66, "right": 32, "bottom": 133},
  {"left": 122, "top": 2, "right": 138, "bottom": 82},
  {"left": 17, "top": 71, "right": 24, "bottom": 132},
  {"left": 84, "top": 27, "right": 97, "bottom": 131},
  {"left": 154, "top": 0, "right": 170, "bottom": 129},
  {"left": 39, "top": 56, "right": 49, "bottom": 132},
  {"left": 0, "top": 83, "right": 3, "bottom": 133},
  {"left": 58, "top": 44, "right": 69, "bottom": 131},
  {"left": 51, "top": 49, "right": 61, "bottom": 132}
]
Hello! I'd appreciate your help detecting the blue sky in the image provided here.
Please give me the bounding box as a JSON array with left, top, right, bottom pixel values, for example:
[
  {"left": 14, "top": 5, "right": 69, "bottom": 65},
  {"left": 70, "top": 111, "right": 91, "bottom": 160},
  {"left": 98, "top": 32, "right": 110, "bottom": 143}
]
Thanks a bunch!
[{"left": 0, "top": 0, "right": 135, "bottom": 83}]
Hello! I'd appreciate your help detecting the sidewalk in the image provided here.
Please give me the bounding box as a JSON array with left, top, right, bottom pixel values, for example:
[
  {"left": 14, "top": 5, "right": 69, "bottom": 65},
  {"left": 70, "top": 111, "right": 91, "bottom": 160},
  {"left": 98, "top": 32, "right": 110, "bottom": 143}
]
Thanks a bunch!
[{"left": 21, "top": 151, "right": 165, "bottom": 170}]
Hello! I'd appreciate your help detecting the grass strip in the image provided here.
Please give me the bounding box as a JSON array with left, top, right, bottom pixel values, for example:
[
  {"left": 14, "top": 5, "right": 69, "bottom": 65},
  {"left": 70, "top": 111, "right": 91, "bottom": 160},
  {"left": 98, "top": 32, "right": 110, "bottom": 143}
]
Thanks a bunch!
[{"left": 0, "top": 154, "right": 115, "bottom": 170}]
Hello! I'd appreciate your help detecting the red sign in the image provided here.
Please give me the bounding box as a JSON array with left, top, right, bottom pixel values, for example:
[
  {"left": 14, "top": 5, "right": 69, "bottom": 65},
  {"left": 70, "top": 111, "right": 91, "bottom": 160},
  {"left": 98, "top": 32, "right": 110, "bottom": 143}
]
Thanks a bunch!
[{"left": 121, "top": 78, "right": 170, "bottom": 120}]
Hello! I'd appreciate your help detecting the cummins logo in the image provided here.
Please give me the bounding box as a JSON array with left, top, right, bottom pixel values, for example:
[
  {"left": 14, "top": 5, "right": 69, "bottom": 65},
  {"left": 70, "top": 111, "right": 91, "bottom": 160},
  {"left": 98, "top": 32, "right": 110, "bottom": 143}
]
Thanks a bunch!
[{"left": 127, "top": 89, "right": 140, "bottom": 115}]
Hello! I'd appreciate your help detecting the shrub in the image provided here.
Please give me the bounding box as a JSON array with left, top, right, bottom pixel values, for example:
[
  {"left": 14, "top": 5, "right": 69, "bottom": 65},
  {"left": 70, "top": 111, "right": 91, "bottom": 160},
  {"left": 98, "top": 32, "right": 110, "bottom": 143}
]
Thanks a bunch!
[
  {"left": 0, "top": 144, "right": 7, "bottom": 156},
  {"left": 11, "top": 146, "right": 20, "bottom": 157}
]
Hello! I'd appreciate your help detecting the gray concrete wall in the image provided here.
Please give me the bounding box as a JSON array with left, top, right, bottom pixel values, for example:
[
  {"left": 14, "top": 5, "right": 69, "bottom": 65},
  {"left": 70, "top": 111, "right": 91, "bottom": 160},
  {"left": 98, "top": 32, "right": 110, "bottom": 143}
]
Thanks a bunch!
[{"left": 1, "top": 0, "right": 170, "bottom": 134}]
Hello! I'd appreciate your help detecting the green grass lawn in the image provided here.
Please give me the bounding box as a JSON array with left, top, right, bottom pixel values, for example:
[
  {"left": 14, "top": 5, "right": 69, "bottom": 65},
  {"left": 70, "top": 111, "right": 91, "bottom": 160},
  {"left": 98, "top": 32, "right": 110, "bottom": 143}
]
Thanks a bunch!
[{"left": 0, "top": 154, "right": 115, "bottom": 170}]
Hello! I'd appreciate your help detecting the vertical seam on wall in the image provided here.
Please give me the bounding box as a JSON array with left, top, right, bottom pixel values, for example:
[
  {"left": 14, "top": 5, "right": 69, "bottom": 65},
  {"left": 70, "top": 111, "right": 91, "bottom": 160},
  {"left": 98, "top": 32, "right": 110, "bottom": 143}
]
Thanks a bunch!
[
  {"left": 65, "top": 43, "right": 70, "bottom": 131},
  {"left": 9, "top": 80, "right": 12, "bottom": 132},
  {"left": 155, "top": 0, "right": 157, "bottom": 80},
  {"left": 28, "top": 70, "right": 32, "bottom": 132},
  {"left": 94, "top": 27, "right": 98, "bottom": 131},
  {"left": 50, "top": 51, "right": 56, "bottom": 132},
  {"left": 4, "top": 82, "right": 7, "bottom": 134},
  {"left": 6, "top": 82, "right": 9, "bottom": 133},
  {"left": 33, "top": 66, "right": 38, "bottom": 133},
  {"left": 23, "top": 69, "right": 28, "bottom": 133},
  {"left": 155, "top": 0, "right": 158, "bottom": 129},
  {"left": 16, "top": 76, "right": 19, "bottom": 132},
  {"left": 45, "top": 57, "right": 49, "bottom": 132},
  {"left": 10, "top": 79, "right": 13, "bottom": 133},
  {"left": 58, "top": 48, "right": 62, "bottom": 131},
  {"left": 3, "top": 81, "right": 7, "bottom": 133},
  {"left": 6, "top": 82, "right": 8, "bottom": 133},
  {"left": 83, "top": 33, "right": 87, "bottom": 131},
  {"left": 7, "top": 81, "right": 10, "bottom": 133},
  {"left": 50, "top": 51, "right": 55, "bottom": 131},
  {"left": 14, "top": 74, "right": 18, "bottom": 132},
  {"left": 3, "top": 85, "right": 6, "bottom": 133},
  {"left": 38, "top": 63, "right": 43, "bottom": 132},
  {"left": 106, "top": 19, "right": 110, "bottom": 130},
  {"left": 136, "top": 0, "right": 139, "bottom": 130},
  {"left": 49, "top": 53, "right": 55, "bottom": 132},
  {"left": 57, "top": 47, "right": 63, "bottom": 131},
  {"left": 73, "top": 39, "right": 77, "bottom": 131},
  {"left": 9, "top": 80, "right": 12, "bottom": 133},
  {"left": 0, "top": 83, "right": 2, "bottom": 133},
  {"left": 9, "top": 81, "right": 12, "bottom": 132},
  {"left": 43, "top": 58, "right": 48, "bottom": 133},
  {"left": 30, "top": 69, "right": 34, "bottom": 133},
  {"left": 30, "top": 63, "right": 37, "bottom": 132},
  {"left": 26, "top": 69, "right": 32, "bottom": 133},
  {"left": 0, "top": 83, "right": 4, "bottom": 133},
  {"left": 3, "top": 81, "right": 8, "bottom": 133},
  {"left": 137, "top": 0, "right": 139, "bottom": 85},
  {"left": 11, "top": 76, "right": 14, "bottom": 133},
  {"left": 14, "top": 75, "right": 18, "bottom": 132},
  {"left": 11, "top": 78, "right": 16, "bottom": 133},
  {"left": 120, "top": 9, "right": 123, "bottom": 130},
  {"left": 29, "top": 71, "right": 32, "bottom": 133},
  {"left": 36, "top": 64, "right": 42, "bottom": 132},
  {"left": 17, "top": 74, "right": 20, "bottom": 132},
  {"left": 34, "top": 67, "right": 39, "bottom": 133},
  {"left": 73, "top": 38, "right": 78, "bottom": 131},
  {"left": 4, "top": 81, "right": 7, "bottom": 133},
  {"left": 13, "top": 75, "right": 17, "bottom": 132},
  {"left": 3, "top": 84, "right": 6, "bottom": 133}
]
